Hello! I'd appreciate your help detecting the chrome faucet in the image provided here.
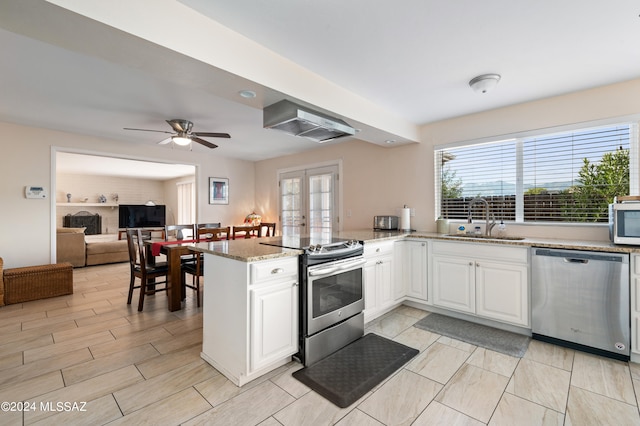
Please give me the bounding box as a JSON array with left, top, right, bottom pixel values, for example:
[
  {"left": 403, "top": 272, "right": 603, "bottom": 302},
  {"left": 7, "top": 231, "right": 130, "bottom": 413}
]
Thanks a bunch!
[{"left": 467, "top": 197, "right": 497, "bottom": 236}]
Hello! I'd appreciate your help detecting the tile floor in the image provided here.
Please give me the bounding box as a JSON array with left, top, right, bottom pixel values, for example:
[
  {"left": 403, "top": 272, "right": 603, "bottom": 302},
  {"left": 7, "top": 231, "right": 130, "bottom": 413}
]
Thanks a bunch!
[{"left": 1, "top": 263, "right": 640, "bottom": 425}]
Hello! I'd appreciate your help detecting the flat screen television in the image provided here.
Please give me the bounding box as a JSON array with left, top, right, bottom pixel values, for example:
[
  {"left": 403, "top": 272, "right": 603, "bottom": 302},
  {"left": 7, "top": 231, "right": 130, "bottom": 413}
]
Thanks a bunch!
[{"left": 118, "top": 204, "right": 166, "bottom": 228}]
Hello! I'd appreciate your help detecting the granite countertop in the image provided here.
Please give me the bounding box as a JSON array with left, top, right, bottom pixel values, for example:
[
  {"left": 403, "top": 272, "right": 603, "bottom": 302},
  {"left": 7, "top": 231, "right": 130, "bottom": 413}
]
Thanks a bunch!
[
  {"left": 336, "top": 230, "right": 639, "bottom": 254},
  {"left": 190, "top": 237, "right": 302, "bottom": 262},
  {"left": 191, "top": 230, "right": 640, "bottom": 263}
]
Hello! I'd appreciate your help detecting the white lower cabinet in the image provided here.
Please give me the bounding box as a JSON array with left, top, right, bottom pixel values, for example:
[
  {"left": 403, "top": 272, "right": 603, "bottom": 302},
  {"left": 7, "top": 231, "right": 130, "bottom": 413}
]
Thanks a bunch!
[
  {"left": 475, "top": 260, "right": 528, "bottom": 325},
  {"left": 431, "top": 241, "right": 529, "bottom": 327},
  {"left": 432, "top": 255, "right": 475, "bottom": 313},
  {"left": 397, "top": 240, "right": 428, "bottom": 302},
  {"left": 250, "top": 279, "right": 298, "bottom": 371},
  {"left": 363, "top": 241, "right": 396, "bottom": 322},
  {"left": 201, "top": 254, "right": 298, "bottom": 386}
]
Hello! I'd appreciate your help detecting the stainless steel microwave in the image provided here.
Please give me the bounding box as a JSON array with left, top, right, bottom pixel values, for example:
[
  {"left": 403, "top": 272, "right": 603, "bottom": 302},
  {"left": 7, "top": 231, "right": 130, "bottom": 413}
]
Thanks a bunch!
[{"left": 609, "top": 202, "right": 640, "bottom": 244}]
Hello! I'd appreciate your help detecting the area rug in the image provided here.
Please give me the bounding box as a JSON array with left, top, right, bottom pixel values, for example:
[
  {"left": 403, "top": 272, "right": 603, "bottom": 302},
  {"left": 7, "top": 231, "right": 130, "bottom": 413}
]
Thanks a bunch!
[
  {"left": 292, "top": 333, "right": 419, "bottom": 408},
  {"left": 414, "top": 313, "right": 530, "bottom": 357}
]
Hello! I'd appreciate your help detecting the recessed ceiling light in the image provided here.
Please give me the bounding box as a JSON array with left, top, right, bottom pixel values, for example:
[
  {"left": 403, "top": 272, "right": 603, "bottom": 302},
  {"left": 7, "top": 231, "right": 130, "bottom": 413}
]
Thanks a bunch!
[
  {"left": 239, "top": 90, "right": 256, "bottom": 98},
  {"left": 385, "top": 139, "right": 396, "bottom": 144}
]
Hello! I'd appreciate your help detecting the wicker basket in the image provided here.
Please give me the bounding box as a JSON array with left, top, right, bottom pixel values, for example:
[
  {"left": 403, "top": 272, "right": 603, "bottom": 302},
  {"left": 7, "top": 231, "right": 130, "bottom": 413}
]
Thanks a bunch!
[{"left": 3, "top": 262, "right": 73, "bottom": 305}]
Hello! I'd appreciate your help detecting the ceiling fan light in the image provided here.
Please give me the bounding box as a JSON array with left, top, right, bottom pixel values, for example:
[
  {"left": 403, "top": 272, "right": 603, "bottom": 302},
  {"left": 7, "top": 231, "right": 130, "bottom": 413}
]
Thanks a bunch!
[
  {"left": 172, "top": 136, "right": 191, "bottom": 146},
  {"left": 469, "top": 73, "right": 501, "bottom": 94}
]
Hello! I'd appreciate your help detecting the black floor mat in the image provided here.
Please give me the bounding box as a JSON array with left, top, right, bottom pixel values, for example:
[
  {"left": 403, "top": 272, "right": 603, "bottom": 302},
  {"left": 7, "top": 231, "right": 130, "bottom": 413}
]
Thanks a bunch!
[{"left": 292, "top": 333, "right": 419, "bottom": 408}]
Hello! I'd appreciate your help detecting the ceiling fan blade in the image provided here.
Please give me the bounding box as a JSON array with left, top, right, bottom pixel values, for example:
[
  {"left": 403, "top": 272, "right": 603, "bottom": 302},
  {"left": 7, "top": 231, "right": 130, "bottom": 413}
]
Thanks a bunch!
[
  {"left": 124, "top": 127, "right": 174, "bottom": 134},
  {"left": 157, "top": 137, "right": 172, "bottom": 145},
  {"left": 193, "top": 132, "right": 231, "bottom": 139},
  {"left": 191, "top": 136, "right": 218, "bottom": 149}
]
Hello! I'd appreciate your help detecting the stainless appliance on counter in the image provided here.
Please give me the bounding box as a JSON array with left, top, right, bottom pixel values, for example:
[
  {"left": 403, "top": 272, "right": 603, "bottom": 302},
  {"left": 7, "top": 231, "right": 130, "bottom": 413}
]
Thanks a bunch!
[
  {"left": 609, "top": 196, "right": 640, "bottom": 245},
  {"left": 373, "top": 215, "right": 399, "bottom": 230},
  {"left": 261, "top": 236, "right": 365, "bottom": 366},
  {"left": 531, "top": 248, "right": 630, "bottom": 361}
]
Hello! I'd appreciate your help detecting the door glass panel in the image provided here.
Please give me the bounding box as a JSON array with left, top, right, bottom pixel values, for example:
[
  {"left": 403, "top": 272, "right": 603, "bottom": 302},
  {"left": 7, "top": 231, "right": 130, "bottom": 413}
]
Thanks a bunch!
[
  {"left": 280, "top": 165, "right": 338, "bottom": 237},
  {"left": 280, "top": 173, "right": 304, "bottom": 237},
  {"left": 308, "top": 172, "right": 333, "bottom": 237}
]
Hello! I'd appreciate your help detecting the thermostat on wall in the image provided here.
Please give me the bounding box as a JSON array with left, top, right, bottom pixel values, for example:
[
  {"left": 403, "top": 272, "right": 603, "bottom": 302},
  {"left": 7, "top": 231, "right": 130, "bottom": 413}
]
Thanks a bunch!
[{"left": 25, "top": 186, "right": 48, "bottom": 199}]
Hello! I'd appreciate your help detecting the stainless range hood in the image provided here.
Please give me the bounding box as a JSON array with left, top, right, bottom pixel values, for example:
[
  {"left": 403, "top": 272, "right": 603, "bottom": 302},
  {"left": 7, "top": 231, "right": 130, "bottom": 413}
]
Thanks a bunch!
[{"left": 263, "top": 100, "right": 356, "bottom": 142}]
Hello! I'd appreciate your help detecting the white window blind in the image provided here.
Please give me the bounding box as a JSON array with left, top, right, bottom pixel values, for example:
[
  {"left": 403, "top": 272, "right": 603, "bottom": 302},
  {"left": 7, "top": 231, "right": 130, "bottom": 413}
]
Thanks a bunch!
[
  {"left": 176, "top": 181, "right": 195, "bottom": 224},
  {"left": 436, "top": 123, "right": 637, "bottom": 223}
]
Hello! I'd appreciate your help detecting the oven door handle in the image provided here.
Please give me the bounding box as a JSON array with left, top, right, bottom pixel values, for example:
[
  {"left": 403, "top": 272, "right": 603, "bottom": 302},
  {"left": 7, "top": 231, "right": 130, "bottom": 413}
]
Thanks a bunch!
[
  {"left": 308, "top": 266, "right": 339, "bottom": 277},
  {"left": 338, "top": 258, "right": 367, "bottom": 270},
  {"left": 308, "top": 258, "right": 366, "bottom": 277}
]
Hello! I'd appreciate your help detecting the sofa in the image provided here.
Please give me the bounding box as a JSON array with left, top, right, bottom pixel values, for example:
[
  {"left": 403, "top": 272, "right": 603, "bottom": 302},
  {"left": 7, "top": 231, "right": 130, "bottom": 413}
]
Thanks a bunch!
[
  {"left": 56, "top": 228, "right": 129, "bottom": 267},
  {"left": 56, "top": 227, "right": 86, "bottom": 267}
]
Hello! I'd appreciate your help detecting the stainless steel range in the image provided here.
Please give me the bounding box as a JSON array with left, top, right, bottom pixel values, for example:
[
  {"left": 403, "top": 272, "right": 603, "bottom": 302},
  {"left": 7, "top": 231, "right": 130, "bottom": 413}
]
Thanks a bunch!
[{"left": 261, "top": 236, "right": 365, "bottom": 366}]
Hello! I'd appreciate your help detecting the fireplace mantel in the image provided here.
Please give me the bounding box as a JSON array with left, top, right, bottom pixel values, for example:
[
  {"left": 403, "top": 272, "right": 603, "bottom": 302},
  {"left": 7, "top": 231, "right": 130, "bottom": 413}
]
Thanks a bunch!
[{"left": 57, "top": 203, "right": 117, "bottom": 208}]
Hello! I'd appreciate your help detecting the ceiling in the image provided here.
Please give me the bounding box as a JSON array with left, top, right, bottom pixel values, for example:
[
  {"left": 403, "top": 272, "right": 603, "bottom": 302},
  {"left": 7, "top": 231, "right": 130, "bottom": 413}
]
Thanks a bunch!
[
  {"left": 56, "top": 152, "right": 195, "bottom": 180},
  {"left": 1, "top": 0, "right": 639, "bottom": 166}
]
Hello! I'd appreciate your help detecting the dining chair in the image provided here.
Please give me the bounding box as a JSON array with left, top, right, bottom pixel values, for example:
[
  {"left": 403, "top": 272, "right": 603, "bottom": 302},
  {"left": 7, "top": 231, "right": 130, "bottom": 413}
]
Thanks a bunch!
[
  {"left": 126, "top": 228, "right": 169, "bottom": 312},
  {"left": 164, "top": 224, "right": 197, "bottom": 265},
  {"left": 164, "top": 224, "right": 195, "bottom": 241},
  {"left": 232, "top": 225, "right": 261, "bottom": 239},
  {"left": 197, "top": 226, "right": 231, "bottom": 242},
  {"left": 260, "top": 222, "right": 276, "bottom": 237},
  {"left": 197, "top": 222, "right": 221, "bottom": 229},
  {"left": 182, "top": 226, "right": 231, "bottom": 307}
]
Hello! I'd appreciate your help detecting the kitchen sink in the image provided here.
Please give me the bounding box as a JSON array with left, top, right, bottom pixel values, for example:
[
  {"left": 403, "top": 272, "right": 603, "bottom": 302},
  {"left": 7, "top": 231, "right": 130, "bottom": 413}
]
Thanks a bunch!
[{"left": 445, "top": 234, "right": 526, "bottom": 241}]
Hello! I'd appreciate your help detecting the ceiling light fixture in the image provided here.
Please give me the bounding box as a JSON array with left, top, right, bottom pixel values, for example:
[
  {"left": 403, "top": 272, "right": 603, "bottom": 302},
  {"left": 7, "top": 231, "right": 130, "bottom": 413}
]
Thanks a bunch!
[
  {"left": 239, "top": 90, "right": 256, "bottom": 98},
  {"left": 172, "top": 135, "right": 191, "bottom": 146},
  {"left": 469, "top": 74, "right": 501, "bottom": 94}
]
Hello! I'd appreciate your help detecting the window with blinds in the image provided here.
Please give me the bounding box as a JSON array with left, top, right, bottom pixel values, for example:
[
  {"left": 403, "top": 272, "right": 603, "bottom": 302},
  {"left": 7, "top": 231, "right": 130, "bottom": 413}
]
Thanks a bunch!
[{"left": 435, "top": 122, "right": 637, "bottom": 223}]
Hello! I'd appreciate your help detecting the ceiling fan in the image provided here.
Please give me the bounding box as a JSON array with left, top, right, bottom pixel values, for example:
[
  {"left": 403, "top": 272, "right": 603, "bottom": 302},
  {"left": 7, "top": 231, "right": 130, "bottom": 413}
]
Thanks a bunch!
[{"left": 124, "top": 119, "right": 230, "bottom": 149}]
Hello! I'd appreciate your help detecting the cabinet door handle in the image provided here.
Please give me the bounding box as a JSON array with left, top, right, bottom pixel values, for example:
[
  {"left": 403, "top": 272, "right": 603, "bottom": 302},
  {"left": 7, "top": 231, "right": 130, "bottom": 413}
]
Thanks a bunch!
[
  {"left": 292, "top": 282, "right": 299, "bottom": 287},
  {"left": 376, "top": 248, "right": 381, "bottom": 253},
  {"left": 271, "top": 268, "right": 284, "bottom": 274},
  {"left": 476, "top": 262, "right": 480, "bottom": 267},
  {"left": 469, "top": 262, "right": 473, "bottom": 266}
]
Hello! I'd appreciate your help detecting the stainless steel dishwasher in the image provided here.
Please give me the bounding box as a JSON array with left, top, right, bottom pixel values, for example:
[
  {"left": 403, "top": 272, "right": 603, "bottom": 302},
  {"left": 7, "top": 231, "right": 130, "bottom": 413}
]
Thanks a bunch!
[{"left": 531, "top": 248, "right": 630, "bottom": 361}]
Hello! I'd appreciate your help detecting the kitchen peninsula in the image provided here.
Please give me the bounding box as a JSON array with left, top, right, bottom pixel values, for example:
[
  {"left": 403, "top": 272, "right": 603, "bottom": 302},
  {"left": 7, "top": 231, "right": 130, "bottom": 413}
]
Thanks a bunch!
[{"left": 192, "top": 231, "right": 640, "bottom": 386}]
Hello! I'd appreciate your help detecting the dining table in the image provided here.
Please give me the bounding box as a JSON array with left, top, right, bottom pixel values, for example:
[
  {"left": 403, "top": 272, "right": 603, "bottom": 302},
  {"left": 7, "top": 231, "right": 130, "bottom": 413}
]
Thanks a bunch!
[{"left": 146, "top": 239, "right": 200, "bottom": 312}]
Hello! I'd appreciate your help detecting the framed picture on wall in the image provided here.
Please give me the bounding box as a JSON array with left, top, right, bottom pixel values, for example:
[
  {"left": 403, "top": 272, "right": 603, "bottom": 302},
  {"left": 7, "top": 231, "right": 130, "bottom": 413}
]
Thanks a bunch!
[{"left": 209, "top": 177, "right": 229, "bottom": 205}]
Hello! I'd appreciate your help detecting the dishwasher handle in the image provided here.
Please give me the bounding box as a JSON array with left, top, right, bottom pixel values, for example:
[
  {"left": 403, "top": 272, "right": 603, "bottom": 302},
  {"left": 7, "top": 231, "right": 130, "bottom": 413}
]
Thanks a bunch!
[{"left": 564, "top": 258, "right": 588, "bottom": 264}]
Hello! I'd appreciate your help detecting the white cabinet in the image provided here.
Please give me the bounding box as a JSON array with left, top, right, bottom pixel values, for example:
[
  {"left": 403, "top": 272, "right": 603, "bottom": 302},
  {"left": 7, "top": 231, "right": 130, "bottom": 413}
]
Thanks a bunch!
[
  {"left": 432, "top": 255, "right": 475, "bottom": 313},
  {"left": 398, "top": 240, "right": 428, "bottom": 302},
  {"left": 475, "top": 260, "right": 528, "bottom": 325},
  {"left": 250, "top": 279, "right": 298, "bottom": 371},
  {"left": 431, "top": 241, "right": 529, "bottom": 327},
  {"left": 631, "top": 254, "right": 640, "bottom": 359},
  {"left": 363, "top": 241, "right": 396, "bottom": 322},
  {"left": 201, "top": 254, "right": 298, "bottom": 386}
]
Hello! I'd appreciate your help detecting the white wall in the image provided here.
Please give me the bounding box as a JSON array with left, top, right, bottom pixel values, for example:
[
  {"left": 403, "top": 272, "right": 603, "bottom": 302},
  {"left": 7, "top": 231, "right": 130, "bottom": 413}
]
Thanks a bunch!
[
  {"left": 255, "top": 139, "right": 429, "bottom": 231},
  {"left": 0, "top": 121, "right": 255, "bottom": 268}
]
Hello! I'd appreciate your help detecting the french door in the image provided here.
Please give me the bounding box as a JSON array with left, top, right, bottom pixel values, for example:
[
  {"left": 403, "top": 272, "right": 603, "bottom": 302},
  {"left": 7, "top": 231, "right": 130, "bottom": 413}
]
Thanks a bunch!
[{"left": 279, "top": 165, "right": 339, "bottom": 239}]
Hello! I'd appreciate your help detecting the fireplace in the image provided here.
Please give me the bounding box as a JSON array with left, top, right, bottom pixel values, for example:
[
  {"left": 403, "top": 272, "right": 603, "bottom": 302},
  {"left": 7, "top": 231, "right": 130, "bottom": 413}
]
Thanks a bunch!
[{"left": 63, "top": 211, "right": 101, "bottom": 235}]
